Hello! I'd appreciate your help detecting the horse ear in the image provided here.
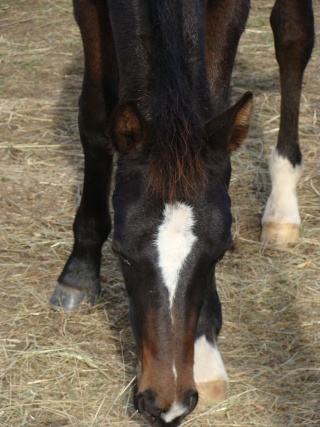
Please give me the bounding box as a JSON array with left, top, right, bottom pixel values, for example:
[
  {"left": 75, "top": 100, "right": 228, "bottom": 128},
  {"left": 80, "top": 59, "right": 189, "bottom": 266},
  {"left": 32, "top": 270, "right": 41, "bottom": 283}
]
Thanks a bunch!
[
  {"left": 206, "top": 92, "right": 253, "bottom": 152},
  {"left": 110, "top": 102, "right": 146, "bottom": 154}
]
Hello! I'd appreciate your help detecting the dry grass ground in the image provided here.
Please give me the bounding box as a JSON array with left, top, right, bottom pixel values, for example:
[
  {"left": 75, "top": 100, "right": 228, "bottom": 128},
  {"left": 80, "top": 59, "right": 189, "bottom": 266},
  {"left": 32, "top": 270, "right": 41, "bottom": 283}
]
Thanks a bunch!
[{"left": 0, "top": 1, "right": 319, "bottom": 426}]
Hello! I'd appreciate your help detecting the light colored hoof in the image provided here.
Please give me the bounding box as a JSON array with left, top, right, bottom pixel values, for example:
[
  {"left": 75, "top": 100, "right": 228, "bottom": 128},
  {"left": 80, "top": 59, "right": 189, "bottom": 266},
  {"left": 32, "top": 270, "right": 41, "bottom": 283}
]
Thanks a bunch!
[
  {"left": 261, "top": 222, "right": 300, "bottom": 245},
  {"left": 196, "top": 380, "right": 228, "bottom": 402}
]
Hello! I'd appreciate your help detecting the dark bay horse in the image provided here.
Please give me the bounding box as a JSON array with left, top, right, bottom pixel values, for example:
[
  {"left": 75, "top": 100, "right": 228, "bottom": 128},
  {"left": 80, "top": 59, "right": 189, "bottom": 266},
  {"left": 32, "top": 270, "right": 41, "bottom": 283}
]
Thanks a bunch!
[{"left": 50, "top": 0, "right": 314, "bottom": 425}]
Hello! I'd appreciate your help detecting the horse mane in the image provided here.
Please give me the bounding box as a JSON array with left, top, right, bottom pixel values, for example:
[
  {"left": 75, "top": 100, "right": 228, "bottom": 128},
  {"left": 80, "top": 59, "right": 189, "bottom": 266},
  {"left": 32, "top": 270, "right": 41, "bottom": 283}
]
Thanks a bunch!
[{"left": 146, "top": 0, "right": 209, "bottom": 203}]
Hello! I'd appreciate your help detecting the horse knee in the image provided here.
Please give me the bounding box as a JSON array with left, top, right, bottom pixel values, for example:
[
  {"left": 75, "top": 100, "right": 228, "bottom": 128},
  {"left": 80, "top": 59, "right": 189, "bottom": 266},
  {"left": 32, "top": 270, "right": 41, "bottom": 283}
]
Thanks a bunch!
[{"left": 78, "top": 104, "right": 112, "bottom": 157}]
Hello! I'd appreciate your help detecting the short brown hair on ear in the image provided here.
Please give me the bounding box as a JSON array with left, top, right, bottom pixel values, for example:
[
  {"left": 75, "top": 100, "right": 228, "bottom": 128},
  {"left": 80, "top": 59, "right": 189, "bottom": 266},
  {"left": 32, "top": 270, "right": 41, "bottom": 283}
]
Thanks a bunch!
[
  {"left": 110, "top": 102, "right": 146, "bottom": 154},
  {"left": 206, "top": 91, "right": 253, "bottom": 152},
  {"left": 227, "top": 91, "right": 253, "bottom": 152}
]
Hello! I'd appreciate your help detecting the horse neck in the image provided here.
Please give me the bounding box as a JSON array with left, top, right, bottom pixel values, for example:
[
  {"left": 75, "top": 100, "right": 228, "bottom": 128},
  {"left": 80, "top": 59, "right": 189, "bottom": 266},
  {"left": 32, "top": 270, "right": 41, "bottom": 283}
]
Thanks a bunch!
[{"left": 109, "top": 0, "right": 212, "bottom": 118}]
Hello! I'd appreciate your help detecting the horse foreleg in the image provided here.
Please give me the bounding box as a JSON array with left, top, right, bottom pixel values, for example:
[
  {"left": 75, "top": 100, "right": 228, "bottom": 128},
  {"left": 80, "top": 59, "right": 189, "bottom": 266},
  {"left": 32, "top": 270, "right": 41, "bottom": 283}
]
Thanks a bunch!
[
  {"left": 261, "top": 0, "right": 314, "bottom": 245},
  {"left": 50, "top": 0, "right": 118, "bottom": 311}
]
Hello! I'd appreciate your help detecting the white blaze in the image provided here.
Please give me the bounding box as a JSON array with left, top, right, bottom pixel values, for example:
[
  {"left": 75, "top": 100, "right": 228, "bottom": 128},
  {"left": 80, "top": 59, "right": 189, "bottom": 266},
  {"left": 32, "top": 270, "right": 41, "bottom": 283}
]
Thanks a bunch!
[
  {"left": 156, "top": 202, "right": 197, "bottom": 310},
  {"left": 156, "top": 203, "right": 197, "bottom": 422}
]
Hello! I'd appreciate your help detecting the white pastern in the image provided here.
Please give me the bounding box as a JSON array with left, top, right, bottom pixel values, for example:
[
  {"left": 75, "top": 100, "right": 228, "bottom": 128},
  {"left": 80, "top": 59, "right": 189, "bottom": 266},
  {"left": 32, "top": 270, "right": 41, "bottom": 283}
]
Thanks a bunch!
[
  {"left": 156, "top": 203, "right": 197, "bottom": 310},
  {"left": 262, "top": 149, "right": 303, "bottom": 225},
  {"left": 161, "top": 401, "right": 187, "bottom": 423},
  {"left": 193, "top": 336, "right": 228, "bottom": 384}
]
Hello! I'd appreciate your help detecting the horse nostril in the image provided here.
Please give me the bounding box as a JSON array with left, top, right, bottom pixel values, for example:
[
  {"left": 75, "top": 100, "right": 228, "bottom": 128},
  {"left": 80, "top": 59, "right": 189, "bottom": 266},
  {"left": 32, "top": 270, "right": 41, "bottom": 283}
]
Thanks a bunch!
[
  {"left": 184, "top": 389, "right": 198, "bottom": 414},
  {"left": 135, "top": 390, "right": 162, "bottom": 418}
]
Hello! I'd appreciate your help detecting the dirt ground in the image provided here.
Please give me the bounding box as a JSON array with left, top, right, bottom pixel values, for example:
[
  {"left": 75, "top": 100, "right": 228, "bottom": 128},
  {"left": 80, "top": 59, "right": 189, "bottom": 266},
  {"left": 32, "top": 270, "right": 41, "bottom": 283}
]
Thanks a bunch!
[{"left": 0, "top": 1, "right": 319, "bottom": 426}]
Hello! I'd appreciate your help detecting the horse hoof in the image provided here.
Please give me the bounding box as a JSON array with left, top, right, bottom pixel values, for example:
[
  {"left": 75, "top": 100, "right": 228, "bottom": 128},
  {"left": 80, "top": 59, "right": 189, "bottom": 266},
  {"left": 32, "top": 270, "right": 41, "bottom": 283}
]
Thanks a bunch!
[
  {"left": 50, "top": 283, "right": 98, "bottom": 313},
  {"left": 196, "top": 380, "right": 228, "bottom": 402},
  {"left": 261, "top": 222, "right": 300, "bottom": 246}
]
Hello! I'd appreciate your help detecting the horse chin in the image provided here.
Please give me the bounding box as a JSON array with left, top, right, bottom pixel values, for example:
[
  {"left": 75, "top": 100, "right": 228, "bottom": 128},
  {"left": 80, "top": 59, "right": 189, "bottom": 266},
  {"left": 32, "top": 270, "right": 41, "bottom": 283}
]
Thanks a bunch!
[
  {"left": 137, "top": 405, "right": 186, "bottom": 427},
  {"left": 148, "top": 415, "right": 184, "bottom": 427}
]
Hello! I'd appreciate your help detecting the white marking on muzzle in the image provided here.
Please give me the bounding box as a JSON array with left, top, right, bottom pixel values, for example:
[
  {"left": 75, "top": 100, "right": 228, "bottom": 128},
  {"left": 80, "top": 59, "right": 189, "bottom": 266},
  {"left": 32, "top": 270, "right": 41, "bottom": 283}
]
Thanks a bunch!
[
  {"left": 161, "top": 401, "right": 187, "bottom": 423},
  {"left": 156, "top": 202, "right": 197, "bottom": 311}
]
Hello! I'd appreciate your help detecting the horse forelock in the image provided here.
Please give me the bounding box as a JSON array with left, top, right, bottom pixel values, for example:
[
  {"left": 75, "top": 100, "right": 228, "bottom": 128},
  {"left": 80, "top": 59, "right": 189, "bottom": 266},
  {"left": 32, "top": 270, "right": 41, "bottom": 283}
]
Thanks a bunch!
[
  {"left": 145, "top": 0, "right": 209, "bottom": 202},
  {"left": 147, "top": 106, "right": 208, "bottom": 203}
]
